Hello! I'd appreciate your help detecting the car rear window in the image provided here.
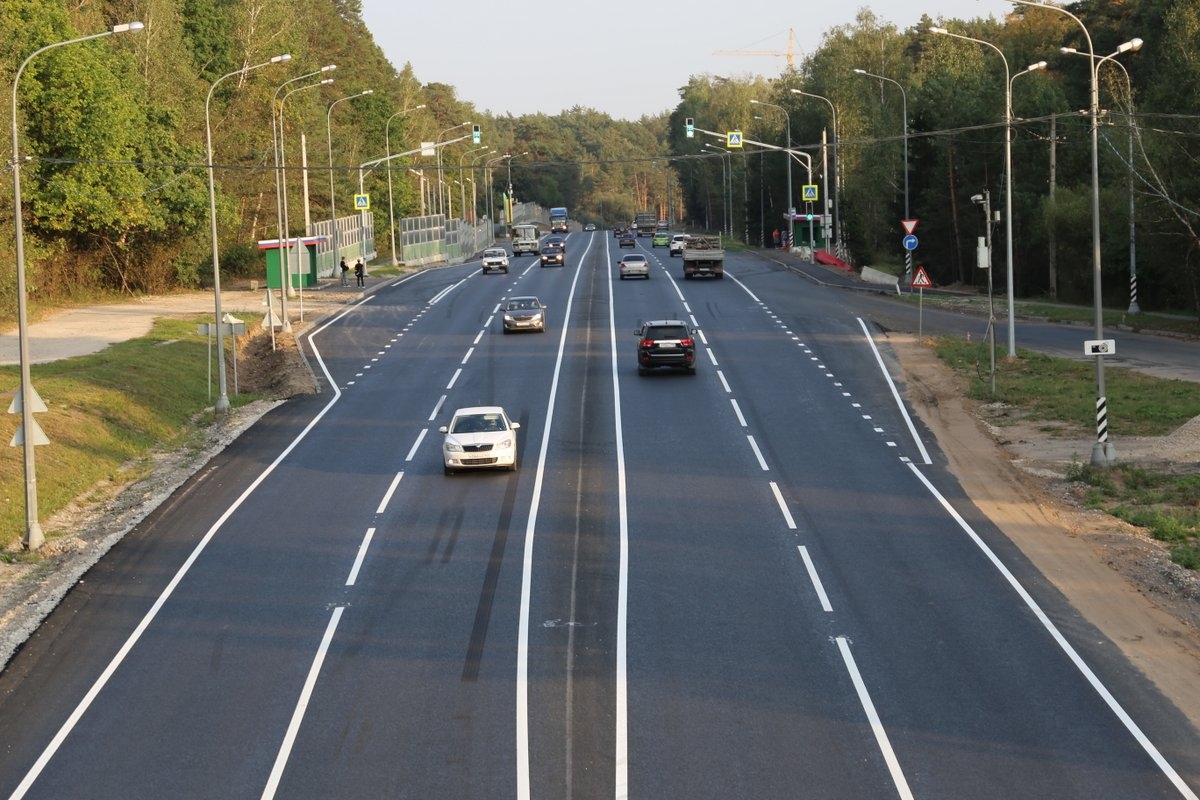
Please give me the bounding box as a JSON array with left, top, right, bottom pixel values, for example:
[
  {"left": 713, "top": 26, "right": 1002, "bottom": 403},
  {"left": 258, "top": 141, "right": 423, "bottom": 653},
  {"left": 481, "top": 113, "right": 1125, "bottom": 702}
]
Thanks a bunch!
[{"left": 647, "top": 326, "right": 688, "bottom": 339}]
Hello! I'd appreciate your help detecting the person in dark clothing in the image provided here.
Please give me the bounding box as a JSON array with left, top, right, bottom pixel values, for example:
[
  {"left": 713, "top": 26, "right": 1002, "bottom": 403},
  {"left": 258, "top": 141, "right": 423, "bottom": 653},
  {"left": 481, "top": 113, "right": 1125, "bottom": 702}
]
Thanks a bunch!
[
  {"left": 340, "top": 258, "right": 350, "bottom": 286},
  {"left": 354, "top": 259, "right": 365, "bottom": 287}
]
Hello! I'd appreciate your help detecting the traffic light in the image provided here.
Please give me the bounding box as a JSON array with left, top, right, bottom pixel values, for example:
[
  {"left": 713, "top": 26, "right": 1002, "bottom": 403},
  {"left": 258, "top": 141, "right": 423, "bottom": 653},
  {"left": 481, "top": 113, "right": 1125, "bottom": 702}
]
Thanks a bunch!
[
  {"left": 472, "top": 124, "right": 481, "bottom": 144},
  {"left": 685, "top": 118, "right": 694, "bottom": 138}
]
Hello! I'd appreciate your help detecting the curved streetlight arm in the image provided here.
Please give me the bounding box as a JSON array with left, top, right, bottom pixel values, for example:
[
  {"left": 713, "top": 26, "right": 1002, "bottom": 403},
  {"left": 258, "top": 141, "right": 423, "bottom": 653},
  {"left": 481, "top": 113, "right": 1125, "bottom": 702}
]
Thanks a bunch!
[
  {"left": 789, "top": 88, "right": 840, "bottom": 251},
  {"left": 206, "top": 53, "right": 291, "bottom": 413},
  {"left": 852, "top": 68, "right": 909, "bottom": 222},
  {"left": 384, "top": 103, "right": 426, "bottom": 265},
  {"left": 325, "top": 88, "right": 373, "bottom": 266},
  {"left": 10, "top": 20, "right": 145, "bottom": 549}
]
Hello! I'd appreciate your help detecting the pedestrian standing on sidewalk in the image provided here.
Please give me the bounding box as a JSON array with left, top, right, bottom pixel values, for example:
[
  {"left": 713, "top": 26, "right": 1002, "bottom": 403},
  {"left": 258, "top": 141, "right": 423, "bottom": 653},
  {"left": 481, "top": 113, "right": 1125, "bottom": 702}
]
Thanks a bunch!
[
  {"left": 340, "top": 257, "right": 350, "bottom": 286},
  {"left": 354, "top": 258, "right": 365, "bottom": 287}
]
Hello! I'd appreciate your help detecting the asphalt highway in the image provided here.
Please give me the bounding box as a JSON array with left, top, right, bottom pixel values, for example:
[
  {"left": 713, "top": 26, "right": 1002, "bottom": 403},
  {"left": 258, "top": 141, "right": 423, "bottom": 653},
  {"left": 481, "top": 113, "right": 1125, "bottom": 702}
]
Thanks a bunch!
[{"left": 0, "top": 234, "right": 1197, "bottom": 799}]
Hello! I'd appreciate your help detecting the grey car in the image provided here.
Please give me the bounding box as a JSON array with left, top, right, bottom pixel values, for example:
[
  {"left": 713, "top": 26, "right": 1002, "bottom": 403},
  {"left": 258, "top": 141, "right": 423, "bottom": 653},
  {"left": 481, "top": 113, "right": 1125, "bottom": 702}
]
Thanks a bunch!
[{"left": 502, "top": 296, "right": 547, "bottom": 333}]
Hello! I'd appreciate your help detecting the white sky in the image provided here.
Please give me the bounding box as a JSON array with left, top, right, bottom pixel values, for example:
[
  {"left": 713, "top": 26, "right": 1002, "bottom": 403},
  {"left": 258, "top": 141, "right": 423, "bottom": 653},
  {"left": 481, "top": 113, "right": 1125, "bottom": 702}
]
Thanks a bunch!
[{"left": 360, "top": 0, "right": 1016, "bottom": 121}]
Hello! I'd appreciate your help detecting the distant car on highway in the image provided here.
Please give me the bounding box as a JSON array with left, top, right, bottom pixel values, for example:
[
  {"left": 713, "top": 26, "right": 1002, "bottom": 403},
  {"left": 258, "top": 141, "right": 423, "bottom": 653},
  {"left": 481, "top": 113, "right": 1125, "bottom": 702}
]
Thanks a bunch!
[
  {"left": 584, "top": 222, "right": 596, "bottom": 231},
  {"left": 635, "top": 320, "right": 697, "bottom": 375},
  {"left": 501, "top": 296, "right": 546, "bottom": 334},
  {"left": 480, "top": 247, "right": 509, "bottom": 274},
  {"left": 618, "top": 253, "right": 650, "bottom": 280},
  {"left": 540, "top": 236, "right": 565, "bottom": 267},
  {"left": 669, "top": 233, "right": 690, "bottom": 256},
  {"left": 652, "top": 231, "right": 669, "bottom": 248},
  {"left": 618, "top": 232, "right": 636, "bottom": 248},
  {"left": 440, "top": 406, "right": 520, "bottom": 474}
]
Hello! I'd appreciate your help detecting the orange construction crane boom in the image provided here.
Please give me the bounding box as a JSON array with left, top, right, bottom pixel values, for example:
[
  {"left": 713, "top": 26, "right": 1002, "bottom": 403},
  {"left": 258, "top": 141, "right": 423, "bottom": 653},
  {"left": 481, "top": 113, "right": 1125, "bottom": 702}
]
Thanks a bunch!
[{"left": 713, "top": 28, "right": 796, "bottom": 68}]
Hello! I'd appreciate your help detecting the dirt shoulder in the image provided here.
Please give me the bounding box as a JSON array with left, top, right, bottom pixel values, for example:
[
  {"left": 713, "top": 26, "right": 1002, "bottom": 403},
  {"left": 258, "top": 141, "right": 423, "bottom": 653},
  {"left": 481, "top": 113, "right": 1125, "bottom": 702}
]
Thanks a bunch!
[{"left": 888, "top": 331, "right": 1200, "bottom": 732}]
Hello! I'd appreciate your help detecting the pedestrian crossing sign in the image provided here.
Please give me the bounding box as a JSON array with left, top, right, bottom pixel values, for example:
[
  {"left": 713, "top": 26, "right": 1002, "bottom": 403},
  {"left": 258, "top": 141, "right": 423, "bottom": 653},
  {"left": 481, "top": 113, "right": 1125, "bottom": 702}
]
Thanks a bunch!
[
  {"left": 802, "top": 184, "right": 818, "bottom": 201},
  {"left": 726, "top": 130, "right": 743, "bottom": 149},
  {"left": 912, "top": 266, "right": 933, "bottom": 288},
  {"left": 354, "top": 193, "right": 371, "bottom": 210}
]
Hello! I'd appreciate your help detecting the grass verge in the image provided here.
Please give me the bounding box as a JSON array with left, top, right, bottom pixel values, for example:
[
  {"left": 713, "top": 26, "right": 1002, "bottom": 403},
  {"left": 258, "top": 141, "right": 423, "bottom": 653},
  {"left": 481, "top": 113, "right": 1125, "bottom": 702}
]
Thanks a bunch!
[
  {"left": 935, "top": 335, "right": 1200, "bottom": 570},
  {"left": 1, "top": 316, "right": 263, "bottom": 556}
]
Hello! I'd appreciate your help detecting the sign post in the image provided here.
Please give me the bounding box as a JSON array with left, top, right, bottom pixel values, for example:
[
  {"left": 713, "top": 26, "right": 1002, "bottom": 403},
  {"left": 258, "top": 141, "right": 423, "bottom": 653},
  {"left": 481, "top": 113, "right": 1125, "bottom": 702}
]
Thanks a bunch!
[
  {"left": 911, "top": 266, "right": 932, "bottom": 338},
  {"left": 901, "top": 219, "right": 919, "bottom": 281}
]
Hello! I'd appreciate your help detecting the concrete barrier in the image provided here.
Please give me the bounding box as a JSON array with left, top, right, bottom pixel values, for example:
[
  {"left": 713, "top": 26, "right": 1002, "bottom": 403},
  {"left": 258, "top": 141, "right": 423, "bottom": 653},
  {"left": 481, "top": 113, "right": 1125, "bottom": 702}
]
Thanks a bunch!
[{"left": 861, "top": 266, "right": 900, "bottom": 288}]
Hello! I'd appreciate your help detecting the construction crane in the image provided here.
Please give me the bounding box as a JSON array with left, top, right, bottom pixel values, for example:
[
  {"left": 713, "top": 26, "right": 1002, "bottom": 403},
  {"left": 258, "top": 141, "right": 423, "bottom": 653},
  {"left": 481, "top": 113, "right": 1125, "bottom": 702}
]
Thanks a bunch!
[{"left": 713, "top": 28, "right": 796, "bottom": 68}]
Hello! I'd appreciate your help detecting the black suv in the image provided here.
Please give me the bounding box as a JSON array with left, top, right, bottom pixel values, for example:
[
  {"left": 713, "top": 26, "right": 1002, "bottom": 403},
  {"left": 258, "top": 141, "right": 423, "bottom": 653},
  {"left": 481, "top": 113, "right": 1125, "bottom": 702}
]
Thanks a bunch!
[{"left": 635, "top": 320, "right": 697, "bottom": 375}]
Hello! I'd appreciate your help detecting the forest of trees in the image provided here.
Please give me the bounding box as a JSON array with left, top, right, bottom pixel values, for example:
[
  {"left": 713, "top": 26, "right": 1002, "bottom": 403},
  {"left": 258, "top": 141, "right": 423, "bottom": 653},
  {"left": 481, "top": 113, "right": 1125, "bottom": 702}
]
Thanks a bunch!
[{"left": 2, "top": 0, "right": 1198, "bottom": 319}]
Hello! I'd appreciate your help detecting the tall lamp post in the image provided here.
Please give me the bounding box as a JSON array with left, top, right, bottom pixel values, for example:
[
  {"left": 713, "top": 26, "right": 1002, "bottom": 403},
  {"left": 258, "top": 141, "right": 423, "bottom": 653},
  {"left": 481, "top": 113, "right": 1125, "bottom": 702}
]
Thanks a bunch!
[
  {"left": 434, "top": 122, "right": 471, "bottom": 215},
  {"left": 10, "top": 20, "right": 145, "bottom": 550},
  {"left": 1061, "top": 43, "right": 1143, "bottom": 314},
  {"left": 280, "top": 78, "right": 334, "bottom": 323},
  {"left": 325, "top": 89, "right": 373, "bottom": 272},
  {"left": 272, "top": 65, "right": 335, "bottom": 328},
  {"left": 790, "top": 89, "right": 839, "bottom": 256},
  {"left": 1007, "top": 0, "right": 1140, "bottom": 466},
  {"left": 385, "top": 103, "right": 425, "bottom": 266},
  {"left": 929, "top": 28, "right": 1046, "bottom": 357},
  {"left": 704, "top": 144, "right": 732, "bottom": 236},
  {"left": 750, "top": 98, "right": 793, "bottom": 250},
  {"left": 458, "top": 145, "right": 491, "bottom": 224},
  {"left": 207, "top": 54, "right": 291, "bottom": 415},
  {"left": 504, "top": 151, "right": 529, "bottom": 224},
  {"left": 484, "top": 154, "right": 506, "bottom": 224},
  {"left": 851, "top": 68, "right": 910, "bottom": 277}
]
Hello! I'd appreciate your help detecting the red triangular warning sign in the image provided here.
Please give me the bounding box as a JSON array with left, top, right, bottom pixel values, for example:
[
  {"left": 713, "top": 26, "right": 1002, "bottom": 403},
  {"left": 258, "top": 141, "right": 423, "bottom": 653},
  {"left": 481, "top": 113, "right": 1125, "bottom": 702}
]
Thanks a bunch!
[
  {"left": 911, "top": 266, "right": 932, "bottom": 288},
  {"left": 901, "top": 219, "right": 919, "bottom": 235}
]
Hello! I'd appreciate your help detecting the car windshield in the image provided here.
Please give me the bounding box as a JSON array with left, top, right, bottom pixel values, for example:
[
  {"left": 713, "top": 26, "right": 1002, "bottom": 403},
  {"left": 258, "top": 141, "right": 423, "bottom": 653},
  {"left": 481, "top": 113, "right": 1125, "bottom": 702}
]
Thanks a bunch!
[
  {"left": 507, "top": 299, "right": 539, "bottom": 311},
  {"left": 452, "top": 414, "right": 506, "bottom": 433},
  {"left": 485, "top": 249, "right": 504, "bottom": 257},
  {"left": 647, "top": 325, "right": 688, "bottom": 340}
]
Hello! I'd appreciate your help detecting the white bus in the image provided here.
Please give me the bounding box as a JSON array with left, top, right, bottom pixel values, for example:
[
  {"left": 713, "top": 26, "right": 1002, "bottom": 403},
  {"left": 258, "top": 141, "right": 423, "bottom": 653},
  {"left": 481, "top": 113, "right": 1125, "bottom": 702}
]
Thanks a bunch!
[{"left": 511, "top": 223, "right": 540, "bottom": 255}]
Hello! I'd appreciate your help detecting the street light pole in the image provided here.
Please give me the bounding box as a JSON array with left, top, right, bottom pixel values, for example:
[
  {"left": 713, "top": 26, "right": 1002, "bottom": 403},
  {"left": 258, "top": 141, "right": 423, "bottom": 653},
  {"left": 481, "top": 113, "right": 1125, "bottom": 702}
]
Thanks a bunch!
[
  {"left": 280, "top": 78, "right": 334, "bottom": 323},
  {"left": 1062, "top": 45, "right": 1143, "bottom": 314},
  {"left": 385, "top": 103, "right": 425, "bottom": 266},
  {"left": 1009, "top": 0, "right": 1137, "bottom": 466},
  {"left": 458, "top": 145, "right": 490, "bottom": 226},
  {"left": 326, "top": 89, "right": 373, "bottom": 273},
  {"left": 504, "top": 151, "right": 529, "bottom": 224},
  {"left": 790, "top": 89, "right": 839, "bottom": 256},
  {"left": 929, "top": 27, "right": 1031, "bottom": 357},
  {"left": 207, "top": 54, "right": 291, "bottom": 417},
  {"left": 434, "top": 122, "right": 471, "bottom": 216},
  {"left": 852, "top": 68, "right": 910, "bottom": 277},
  {"left": 750, "top": 98, "right": 793, "bottom": 250},
  {"left": 10, "top": 20, "right": 145, "bottom": 550},
  {"left": 272, "top": 65, "right": 335, "bottom": 328}
]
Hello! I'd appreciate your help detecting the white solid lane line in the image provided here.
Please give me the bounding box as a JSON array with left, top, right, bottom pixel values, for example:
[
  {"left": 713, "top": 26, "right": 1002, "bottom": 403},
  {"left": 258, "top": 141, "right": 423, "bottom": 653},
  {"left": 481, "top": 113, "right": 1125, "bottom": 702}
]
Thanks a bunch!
[
  {"left": 907, "top": 462, "right": 1199, "bottom": 800},
  {"left": 835, "top": 636, "right": 915, "bottom": 800},
  {"left": 856, "top": 317, "right": 931, "bottom": 465},
  {"left": 517, "top": 233, "right": 599, "bottom": 800}
]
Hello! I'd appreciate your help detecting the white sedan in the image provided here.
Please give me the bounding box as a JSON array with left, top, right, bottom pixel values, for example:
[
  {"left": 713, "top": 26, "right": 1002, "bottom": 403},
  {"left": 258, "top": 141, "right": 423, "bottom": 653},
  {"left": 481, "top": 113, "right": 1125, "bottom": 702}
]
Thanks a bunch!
[
  {"left": 618, "top": 253, "right": 650, "bottom": 280},
  {"left": 440, "top": 406, "right": 520, "bottom": 475}
]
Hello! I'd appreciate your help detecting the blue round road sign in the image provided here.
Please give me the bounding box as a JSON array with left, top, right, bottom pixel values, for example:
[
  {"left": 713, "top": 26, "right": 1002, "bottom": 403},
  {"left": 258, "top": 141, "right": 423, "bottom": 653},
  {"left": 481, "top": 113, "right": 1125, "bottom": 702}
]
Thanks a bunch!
[{"left": 902, "top": 234, "right": 918, "bottom": 251}]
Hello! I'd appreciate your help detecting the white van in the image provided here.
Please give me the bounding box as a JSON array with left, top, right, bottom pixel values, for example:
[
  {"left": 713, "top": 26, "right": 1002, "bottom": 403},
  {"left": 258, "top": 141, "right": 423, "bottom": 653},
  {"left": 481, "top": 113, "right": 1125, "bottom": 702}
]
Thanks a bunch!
[{"left": 511, "top": 223, "right": 540, "bottom": 256}]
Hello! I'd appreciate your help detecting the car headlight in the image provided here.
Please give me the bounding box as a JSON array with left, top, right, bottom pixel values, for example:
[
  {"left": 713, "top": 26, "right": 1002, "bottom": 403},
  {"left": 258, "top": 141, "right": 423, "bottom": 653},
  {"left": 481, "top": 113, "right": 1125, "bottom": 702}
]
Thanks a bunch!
[
  {"left": 444, "top": 441, "right": 463, "bottom": 453},
  {"left": 497, "top": 437, "right": 513, "bottom": 449}
]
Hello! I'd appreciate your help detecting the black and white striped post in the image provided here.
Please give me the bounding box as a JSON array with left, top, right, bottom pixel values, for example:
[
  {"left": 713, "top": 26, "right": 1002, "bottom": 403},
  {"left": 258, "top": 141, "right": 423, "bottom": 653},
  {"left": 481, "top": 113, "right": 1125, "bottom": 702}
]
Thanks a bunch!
[{"left": 1085, "top": 338, "right": 1118, "bottom": 465}]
